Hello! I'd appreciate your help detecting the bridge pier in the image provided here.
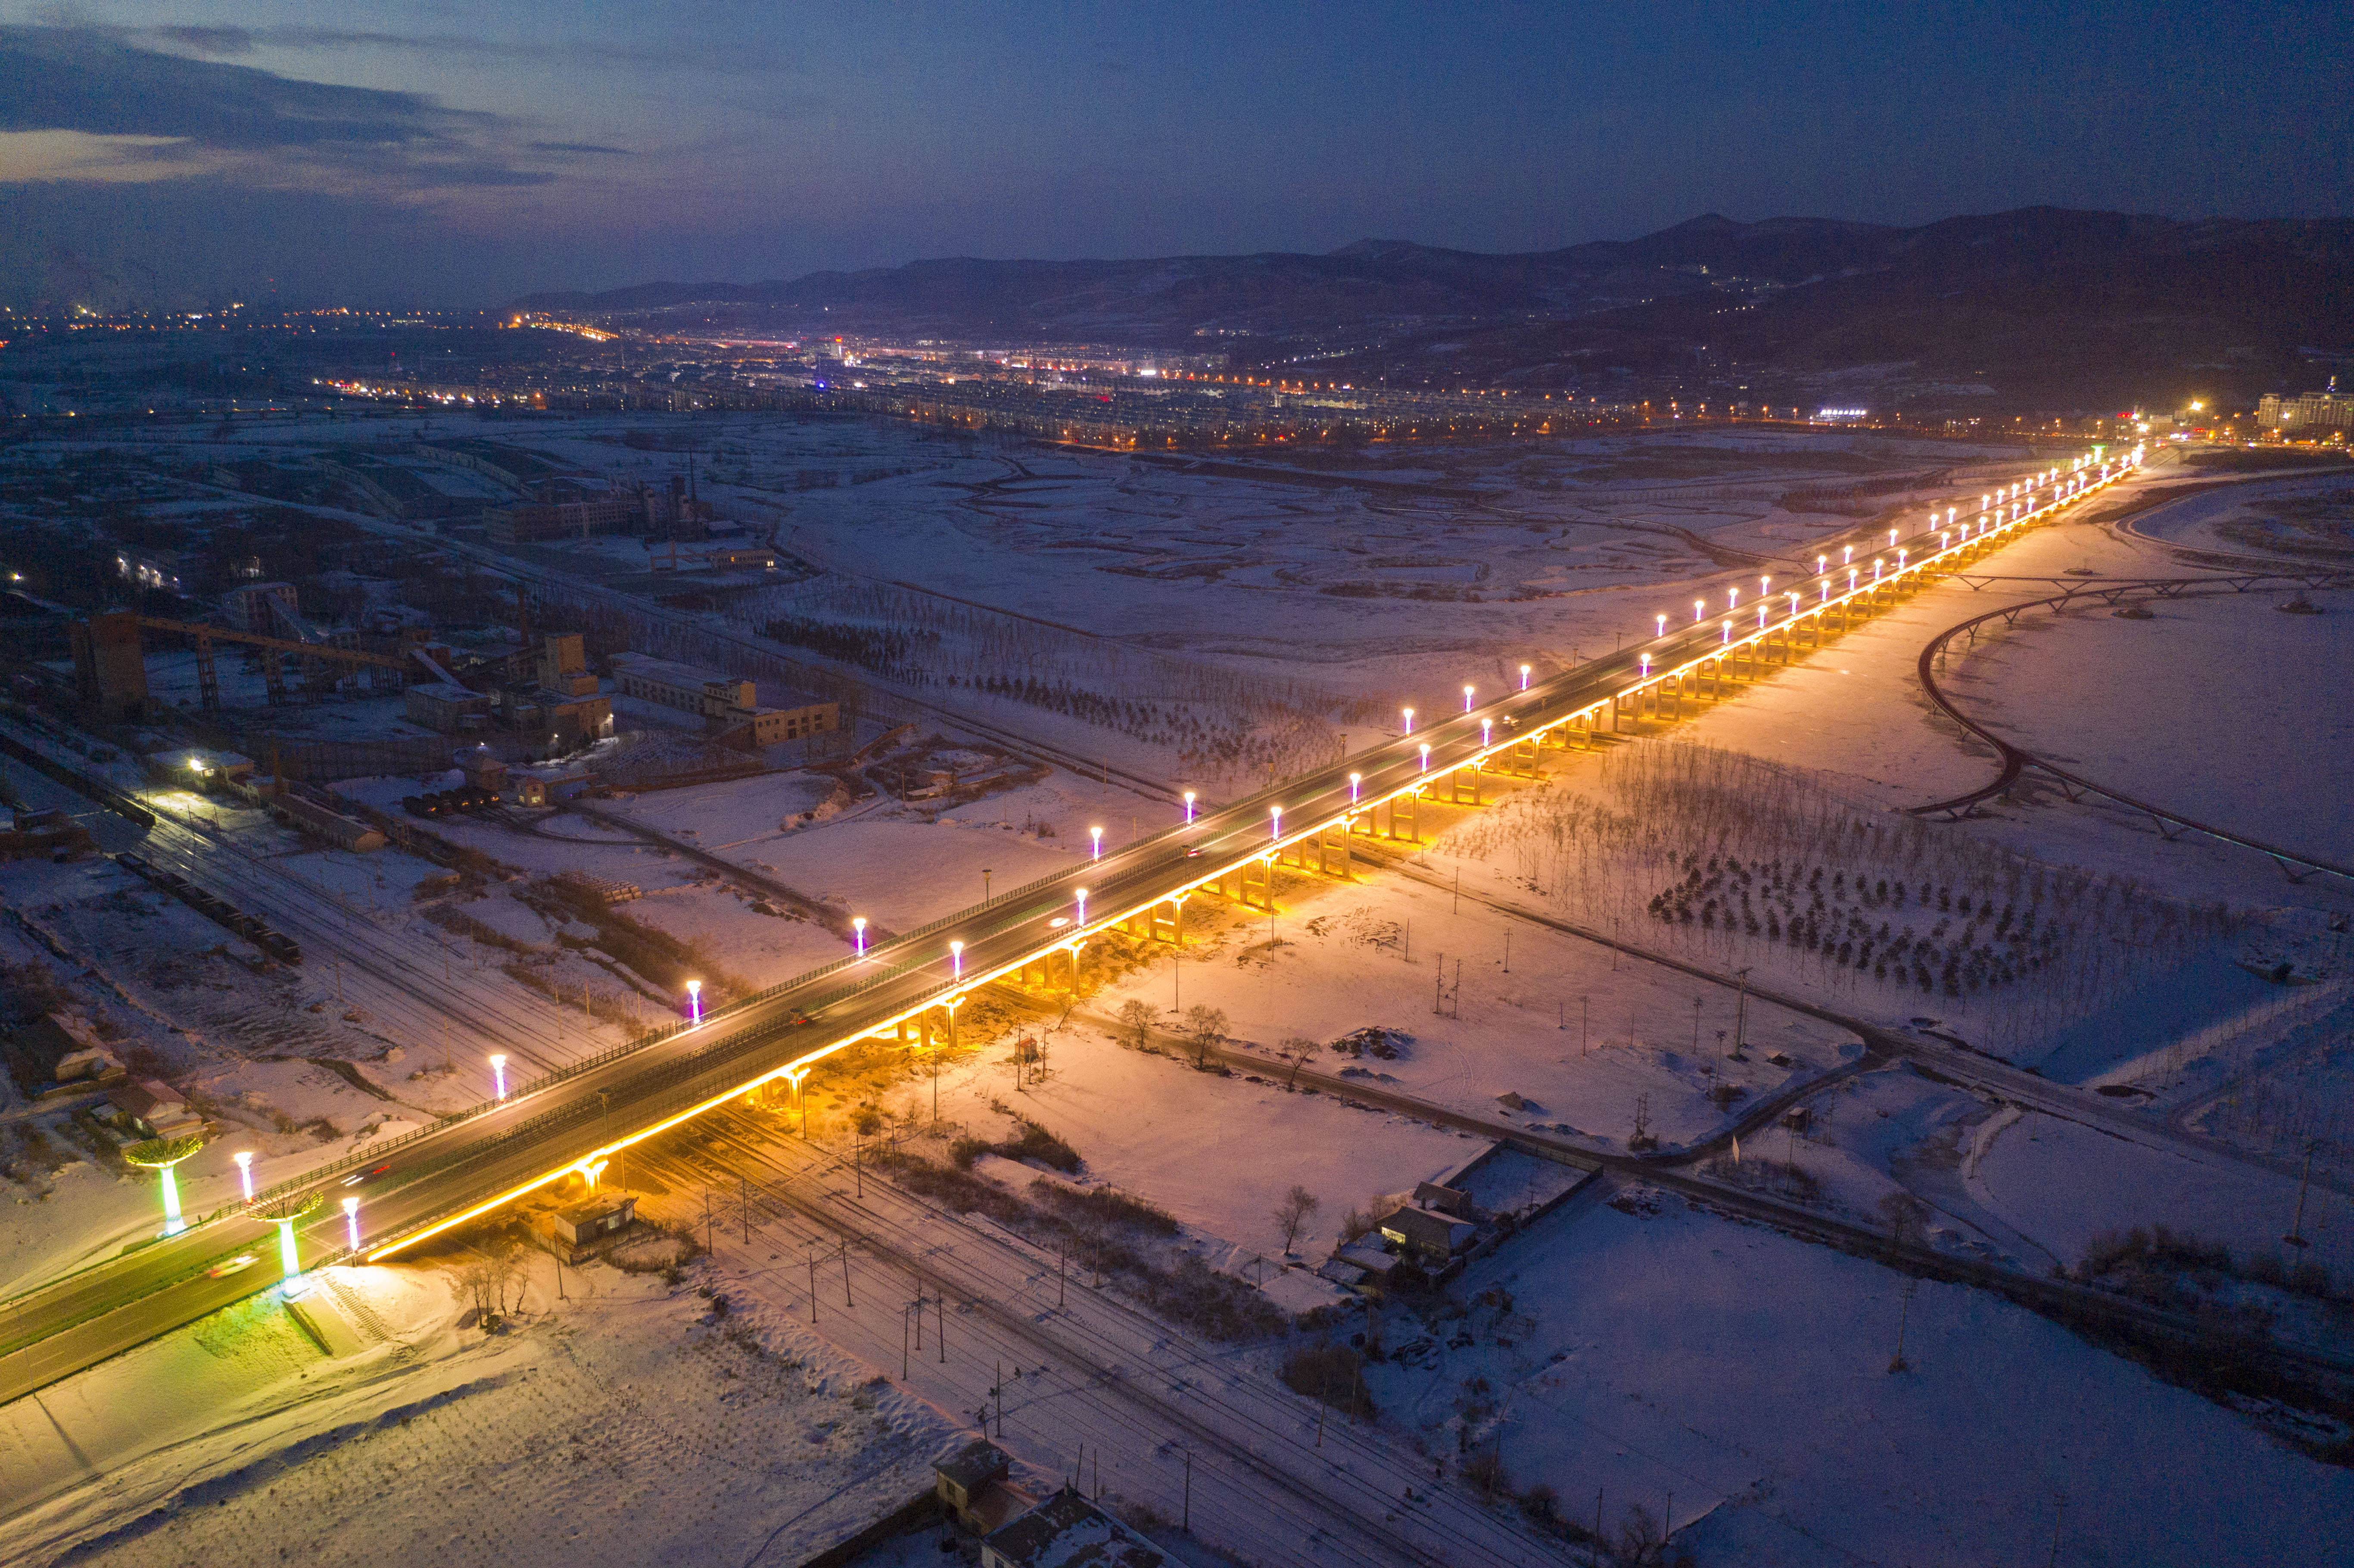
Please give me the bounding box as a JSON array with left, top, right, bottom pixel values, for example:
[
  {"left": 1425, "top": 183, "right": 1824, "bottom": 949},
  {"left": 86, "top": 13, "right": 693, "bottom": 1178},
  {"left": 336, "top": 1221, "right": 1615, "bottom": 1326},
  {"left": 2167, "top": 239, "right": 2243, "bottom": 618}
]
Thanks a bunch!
[
  {"left": 1352, "top": 791, "right": 1421, "bottom": 843},
  {"left": 1277, "top": 826, "right": 1354, "bottom": 880},
  {"left": 1121, "top": 896, "right": 1187, "bottom": 944},
  {"left": 1209, "top": 856, "right": 1276, "bottom": 911}
]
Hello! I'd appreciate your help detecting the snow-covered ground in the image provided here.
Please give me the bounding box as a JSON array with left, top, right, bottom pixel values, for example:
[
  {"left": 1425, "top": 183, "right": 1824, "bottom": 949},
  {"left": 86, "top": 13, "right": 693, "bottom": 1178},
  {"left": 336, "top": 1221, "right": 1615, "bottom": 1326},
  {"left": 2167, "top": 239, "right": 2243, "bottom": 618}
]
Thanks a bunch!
[
  {"left": 0, "top": 1252, "right": 955, "bottom": 1568},
  {"left": 1946, "top": 585, "right": 2354, "bottom": 867},
  {"left": 2122, "top": 468, "right": 2354, "bottom": 564},
  {"left": 1088, "top": 868, "right": 1857, "bottom": 1159},
  {"left": 1402, "top": 1182, "right": 2354, "bottom": 1567}
]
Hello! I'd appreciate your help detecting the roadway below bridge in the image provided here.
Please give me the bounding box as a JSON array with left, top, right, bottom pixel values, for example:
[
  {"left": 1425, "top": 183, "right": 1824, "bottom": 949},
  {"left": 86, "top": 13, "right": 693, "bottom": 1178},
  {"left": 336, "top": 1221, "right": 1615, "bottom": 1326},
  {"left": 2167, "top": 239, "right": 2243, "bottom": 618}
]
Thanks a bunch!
[{"left": 0, "top": 451, "right": 2145, "bottom": 1406}]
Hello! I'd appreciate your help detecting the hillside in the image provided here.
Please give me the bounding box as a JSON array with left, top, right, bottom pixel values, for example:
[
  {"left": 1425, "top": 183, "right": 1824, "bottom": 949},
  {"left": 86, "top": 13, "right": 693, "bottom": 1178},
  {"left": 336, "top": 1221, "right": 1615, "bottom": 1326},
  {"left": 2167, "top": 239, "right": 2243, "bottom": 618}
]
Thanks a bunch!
[{"left": 517, "top": 208, "right": 2354, "bottom": 408}]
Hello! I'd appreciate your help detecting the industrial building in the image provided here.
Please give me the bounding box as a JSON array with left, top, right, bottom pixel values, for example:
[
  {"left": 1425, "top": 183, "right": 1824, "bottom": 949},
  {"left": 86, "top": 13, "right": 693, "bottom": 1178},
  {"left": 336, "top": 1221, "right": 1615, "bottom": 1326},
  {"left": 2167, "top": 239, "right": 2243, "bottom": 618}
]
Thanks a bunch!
[{"left": 608, "top": 651, "right": 836, "bottom": 746}]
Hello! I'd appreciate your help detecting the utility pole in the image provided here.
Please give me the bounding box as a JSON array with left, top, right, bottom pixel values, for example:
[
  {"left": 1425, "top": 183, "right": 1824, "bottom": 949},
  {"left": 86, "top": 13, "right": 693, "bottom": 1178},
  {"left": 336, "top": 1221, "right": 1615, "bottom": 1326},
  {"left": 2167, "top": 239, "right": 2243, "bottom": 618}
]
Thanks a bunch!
[
  {"left": 1183, "top": 1449, "right": 1192, "bottom": 1533},
  {"left": 994, "top": 1358, "right": 1003, "bottom": 1437},
  {"left": 741, "top": 1176, "right": 750, "bottom": 1245},
  {"left": 807, "top": 1241, "right": 818, "bottom": 1324},
  {"left": 1731, "top": 967, "right": 1751, "bottom": 1059},
  {"left": 2286, "top": 1139, "right": 2319, "bottom": 1248},
  {"left": 840, "top": 1238, "right": 853, "bottom": 1308}
]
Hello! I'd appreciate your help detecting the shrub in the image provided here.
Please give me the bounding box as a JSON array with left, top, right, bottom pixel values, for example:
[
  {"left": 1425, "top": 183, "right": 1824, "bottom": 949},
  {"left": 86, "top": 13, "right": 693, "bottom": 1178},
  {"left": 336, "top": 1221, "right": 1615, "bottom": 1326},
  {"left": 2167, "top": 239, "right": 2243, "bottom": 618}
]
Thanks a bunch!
[
  {"left": 1001, "top": 1120, "right": 1081, "bottom": 1173},
  {"left": 1030, "top": 1181, "right": 1180, "bottom": 1236},
  {"left": 1460, "top": 1447, "right": 1510, "bottom": 1500},
  {"left": 1280, "top": 1342, "right": 1376, "bottom": 1418}
]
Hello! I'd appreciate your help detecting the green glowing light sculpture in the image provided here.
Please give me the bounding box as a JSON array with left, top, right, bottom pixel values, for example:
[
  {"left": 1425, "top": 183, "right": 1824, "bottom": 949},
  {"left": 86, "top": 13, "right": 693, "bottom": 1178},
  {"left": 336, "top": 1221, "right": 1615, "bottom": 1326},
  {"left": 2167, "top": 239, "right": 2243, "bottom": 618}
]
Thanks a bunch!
[
  {"left": 122, "top": 1134, "right": 207, "bottom": 1237},
  {"left": 256, "top": 1191, "right": 325, "bottom": 1294}
]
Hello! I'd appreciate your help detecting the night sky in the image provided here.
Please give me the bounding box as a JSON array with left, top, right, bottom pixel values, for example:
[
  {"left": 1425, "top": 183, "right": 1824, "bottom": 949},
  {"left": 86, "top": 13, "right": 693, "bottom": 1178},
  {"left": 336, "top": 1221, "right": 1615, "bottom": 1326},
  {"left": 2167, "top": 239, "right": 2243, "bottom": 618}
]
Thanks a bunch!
[{"left": 1, "top": 2, "right": 2348, "bottom": 307}]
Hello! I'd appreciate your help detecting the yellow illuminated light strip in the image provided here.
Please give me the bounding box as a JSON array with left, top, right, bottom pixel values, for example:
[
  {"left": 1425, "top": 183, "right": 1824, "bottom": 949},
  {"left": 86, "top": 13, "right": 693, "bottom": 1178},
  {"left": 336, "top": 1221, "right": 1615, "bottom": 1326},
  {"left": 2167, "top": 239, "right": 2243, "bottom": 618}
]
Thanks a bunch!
[{"left": 368, "top": 457, "right": 2136, "bottom": 1260}]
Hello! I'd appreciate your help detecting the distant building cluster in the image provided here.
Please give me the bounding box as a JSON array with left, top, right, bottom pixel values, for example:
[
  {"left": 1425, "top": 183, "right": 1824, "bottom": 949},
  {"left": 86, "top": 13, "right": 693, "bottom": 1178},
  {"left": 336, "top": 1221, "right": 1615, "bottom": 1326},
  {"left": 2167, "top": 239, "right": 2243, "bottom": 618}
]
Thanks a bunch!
[{"left": 2257, "top": 388, "right": 2354, "bottom": 433}]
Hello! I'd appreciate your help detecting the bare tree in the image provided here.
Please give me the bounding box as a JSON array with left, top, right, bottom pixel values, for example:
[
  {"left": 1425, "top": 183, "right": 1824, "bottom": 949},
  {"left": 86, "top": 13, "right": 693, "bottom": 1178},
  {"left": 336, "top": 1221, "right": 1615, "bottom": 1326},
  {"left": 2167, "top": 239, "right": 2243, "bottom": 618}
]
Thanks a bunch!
[
  {"left": 1274, "top": 1184, "right": 1321, "bottom": 1255},
  {"left": 1278, "top": 1035, "right": 1321, "bottom": 1090},
  {"left": 490, "top": 1240, "right": 527, "bottom": 1317},
  {"left": 1182, "top": 1005, "right": 1227, "bottom": 1070},
  {"left": 1115, "top": 999, "right": 1156, "bottom": 1052},
  {"left": 457, "top": 1257, "right": 495, "bottom": 1319}
]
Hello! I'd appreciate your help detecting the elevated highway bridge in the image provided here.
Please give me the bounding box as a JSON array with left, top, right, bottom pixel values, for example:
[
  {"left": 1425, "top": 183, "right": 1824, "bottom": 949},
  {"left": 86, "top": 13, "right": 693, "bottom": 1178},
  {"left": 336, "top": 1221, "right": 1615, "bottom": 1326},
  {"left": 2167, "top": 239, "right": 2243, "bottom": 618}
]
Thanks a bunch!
[{"left": 0, "top": 448, "right": 2145, "bottom": 1404}]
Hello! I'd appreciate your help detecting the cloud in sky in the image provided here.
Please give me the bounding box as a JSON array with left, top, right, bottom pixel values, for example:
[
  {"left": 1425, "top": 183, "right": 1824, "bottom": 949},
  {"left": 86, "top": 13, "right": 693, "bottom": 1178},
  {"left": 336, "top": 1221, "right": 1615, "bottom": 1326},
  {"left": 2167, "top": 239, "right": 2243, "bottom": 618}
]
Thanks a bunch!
[{"left": 0, "top": 23, "right": 557, "bottom": 188}]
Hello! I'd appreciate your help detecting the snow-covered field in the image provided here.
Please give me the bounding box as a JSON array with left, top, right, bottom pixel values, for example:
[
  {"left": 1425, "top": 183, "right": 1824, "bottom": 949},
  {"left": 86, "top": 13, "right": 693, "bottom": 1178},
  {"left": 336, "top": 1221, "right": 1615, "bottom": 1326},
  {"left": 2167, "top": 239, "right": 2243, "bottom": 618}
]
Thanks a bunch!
[
  {"left": 0, "top": 1253, "right": 955, "bottom": 1568},
  {"left": 1947, "top": 585, "right": 2354, "bottom": 867},
  {"left": 1407, "top": 1182, "right": 2354, "bottom": 1567}
]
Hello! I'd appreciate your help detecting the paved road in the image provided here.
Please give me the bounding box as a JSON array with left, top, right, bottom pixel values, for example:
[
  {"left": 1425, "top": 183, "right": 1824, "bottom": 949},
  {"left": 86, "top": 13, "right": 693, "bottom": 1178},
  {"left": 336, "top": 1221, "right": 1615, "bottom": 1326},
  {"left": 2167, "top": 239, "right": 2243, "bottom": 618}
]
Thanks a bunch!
[{"left": 0, "top": 455, "right": 2142, "bottom": 1405}]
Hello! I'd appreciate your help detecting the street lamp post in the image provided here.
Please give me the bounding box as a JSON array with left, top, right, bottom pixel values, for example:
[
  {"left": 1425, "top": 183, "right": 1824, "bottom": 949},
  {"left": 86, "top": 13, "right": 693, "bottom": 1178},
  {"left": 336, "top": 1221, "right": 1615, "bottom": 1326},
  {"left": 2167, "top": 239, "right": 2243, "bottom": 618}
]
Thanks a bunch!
[
  {"left": 1090, "top": 826, "right": 1102, "bottom": 862},
  {"left": 686, "top": 979, "right": 703, "bottom": 1024},
  {"left": 234, "top": 1149, "right": 254, "bottom": 1201},
  {"left": 853, "top": 917, "right": 867, "bottom": 956},
  {"left": 1182, "top": 791, "right": 1196, "bottom": 824},
  {"left": 342, "top": 1195, "right": 360, "bottom": 1251},
  {"left": 491, "top": 1054, "right": 508, "bottom": 1101},
  {"left": 950, "top": 941, "right": 963, "bottom": 981}
]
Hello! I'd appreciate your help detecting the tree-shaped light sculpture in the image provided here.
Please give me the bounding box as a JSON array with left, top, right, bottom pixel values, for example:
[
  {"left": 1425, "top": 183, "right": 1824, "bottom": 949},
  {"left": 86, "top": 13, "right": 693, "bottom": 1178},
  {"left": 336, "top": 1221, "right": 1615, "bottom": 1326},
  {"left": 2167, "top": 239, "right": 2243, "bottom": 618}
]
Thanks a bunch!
[
  {"left": 123, "top": 1134, "right": 207, "bottom": 1237},
  {"left": 257, "top": 1191, "right": 325, "bottom": 1295}
]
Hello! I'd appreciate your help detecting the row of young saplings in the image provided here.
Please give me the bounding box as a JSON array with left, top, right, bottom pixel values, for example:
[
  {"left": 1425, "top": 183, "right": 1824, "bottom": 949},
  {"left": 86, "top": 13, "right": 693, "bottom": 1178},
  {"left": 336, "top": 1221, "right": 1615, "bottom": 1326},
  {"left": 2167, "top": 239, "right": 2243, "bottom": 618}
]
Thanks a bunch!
[{"left": 1647, "top": 852, "right": 2064, "bottom": 994}]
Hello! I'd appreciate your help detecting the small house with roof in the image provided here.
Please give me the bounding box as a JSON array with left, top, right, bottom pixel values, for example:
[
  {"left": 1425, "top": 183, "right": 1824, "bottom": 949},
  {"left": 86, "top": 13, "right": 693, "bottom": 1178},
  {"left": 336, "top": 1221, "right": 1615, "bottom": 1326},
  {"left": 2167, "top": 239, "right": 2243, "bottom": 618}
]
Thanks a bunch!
[{"left": 982, "top": 1486, "right": 1168, "bottom": 1568}]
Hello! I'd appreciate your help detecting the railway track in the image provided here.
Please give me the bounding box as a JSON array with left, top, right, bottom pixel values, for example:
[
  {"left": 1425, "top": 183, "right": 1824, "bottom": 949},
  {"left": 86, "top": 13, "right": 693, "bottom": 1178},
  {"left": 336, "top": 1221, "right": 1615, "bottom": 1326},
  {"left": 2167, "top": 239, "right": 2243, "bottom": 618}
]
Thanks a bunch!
[{"left": 631, "top": 1111, "right": 1576, "bottom": 1568}]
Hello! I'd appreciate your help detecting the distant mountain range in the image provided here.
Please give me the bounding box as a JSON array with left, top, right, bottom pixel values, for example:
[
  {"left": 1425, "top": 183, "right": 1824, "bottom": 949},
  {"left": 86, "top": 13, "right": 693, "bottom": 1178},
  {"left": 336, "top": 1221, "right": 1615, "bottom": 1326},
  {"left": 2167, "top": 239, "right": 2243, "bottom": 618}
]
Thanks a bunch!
[{"left": 518, "top": 208, "right": 2354, "bottom": 408}]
